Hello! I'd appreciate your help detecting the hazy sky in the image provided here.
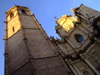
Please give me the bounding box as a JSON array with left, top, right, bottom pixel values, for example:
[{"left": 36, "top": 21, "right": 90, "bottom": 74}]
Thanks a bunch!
[{"left": 0, "top": 0, "right": 100, "bottom": 75}]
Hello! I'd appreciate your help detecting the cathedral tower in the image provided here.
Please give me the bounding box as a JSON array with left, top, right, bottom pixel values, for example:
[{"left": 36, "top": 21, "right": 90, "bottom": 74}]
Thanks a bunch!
[{"left": 4, "top": 5, "right": 72, "bottom": 75}]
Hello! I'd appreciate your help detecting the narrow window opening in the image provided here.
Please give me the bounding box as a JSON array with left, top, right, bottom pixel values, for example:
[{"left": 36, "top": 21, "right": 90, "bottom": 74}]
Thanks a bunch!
[
  {"left": 12, "top": 27, "right": 15, "bottom": 32},
  {"left": 22, "top": 10, "right": 26, "bottom": 14},
  {"left": 10, "top": 13, "right": 14, "bottom": 18}
]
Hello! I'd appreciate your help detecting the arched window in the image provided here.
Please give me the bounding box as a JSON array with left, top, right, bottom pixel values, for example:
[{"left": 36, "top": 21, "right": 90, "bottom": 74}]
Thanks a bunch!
[
  {"left": 10, "top": 13, "right": 14, "bottom": 18},
  {"left": 21, "top": 10, "right": 26, "bottom": 14},
  {"left": 75, "top": 34, "right": 84, "bottom": 43}
]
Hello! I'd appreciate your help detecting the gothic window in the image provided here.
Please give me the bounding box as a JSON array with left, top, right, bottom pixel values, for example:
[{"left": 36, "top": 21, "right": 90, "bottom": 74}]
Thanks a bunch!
[
  {"left": 75, "top": 34, "right": 84, "bottom": 43},
  {"left": 12, "top": 27, "right": 15, "bottom": 32},
  {"left": 21, "top": 10, "right": 26, "bottom": 14},
  {"left": 10, "top": 13, "right": 14, "bottom": 18}
]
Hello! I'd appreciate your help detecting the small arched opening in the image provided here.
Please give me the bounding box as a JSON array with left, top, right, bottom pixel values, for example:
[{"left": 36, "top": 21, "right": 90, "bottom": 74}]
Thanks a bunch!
[{"left": 21, "top": 10, "right": 26, "bottom": 14}]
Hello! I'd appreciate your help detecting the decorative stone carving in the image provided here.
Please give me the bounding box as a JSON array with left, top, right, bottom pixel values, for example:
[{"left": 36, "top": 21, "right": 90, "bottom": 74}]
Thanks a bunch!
[
  {"left": 93, "top": 50, "right": 100, "bottom": 64},
  {"left": 83, "top": 71, "right": 91, "bottom": 75}
]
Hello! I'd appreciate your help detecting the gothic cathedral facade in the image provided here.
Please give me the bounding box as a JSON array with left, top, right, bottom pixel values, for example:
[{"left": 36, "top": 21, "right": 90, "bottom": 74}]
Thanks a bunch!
[{"left": 4, "top": 4, "right": 100, "bottom": 75}]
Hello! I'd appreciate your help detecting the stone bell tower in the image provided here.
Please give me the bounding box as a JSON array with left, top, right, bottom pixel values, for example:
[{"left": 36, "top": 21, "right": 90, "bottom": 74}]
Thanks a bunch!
[{"left": 4, "top": 5, "right": 72, "bottom": 75}]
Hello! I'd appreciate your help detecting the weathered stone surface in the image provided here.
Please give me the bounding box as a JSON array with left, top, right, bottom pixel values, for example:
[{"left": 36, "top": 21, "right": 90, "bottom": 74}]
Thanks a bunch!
[
  {"left": 20, "top": 15, "right": 39, "bottom": 28},
  {"left": 12, "top": 62, "right": 34, "bottom": 75},
  {"left": 25, "top": 29, "right": 58, "bottom": 58},
  {"left": 34, "top": 56, "right": 70, "bottom": 75},
  {"left": 8, "top": 15, "right": 21, "bottom": 38}
]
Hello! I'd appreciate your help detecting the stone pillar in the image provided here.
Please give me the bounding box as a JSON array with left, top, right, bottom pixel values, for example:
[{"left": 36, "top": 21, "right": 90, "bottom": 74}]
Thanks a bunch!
[
  {"left": 67, "top": 59, "right": 82, "bottom": 75},
  {"left": 80, "top": 54, "right": 100, "bottom": 75},
  {"left": 72, "top": 64, "right": 82, "bottom": 75},
  {"left": 4, "top": 18, "right": 9, "bottom": 75},
  {"left": 84, "top": 58, "right": 100, "bottom": 75},
  {"left": 69, "top": 64, "right": 78, "bottom": 75},
  {"left": 65, "top": 59, "right": 78, "bottom": 75}
]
